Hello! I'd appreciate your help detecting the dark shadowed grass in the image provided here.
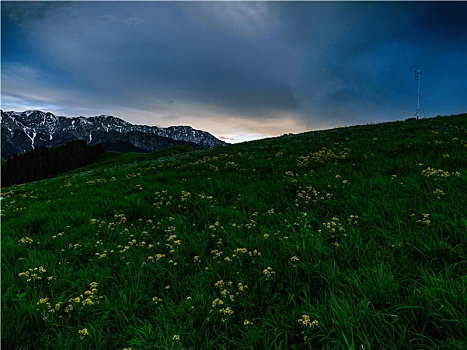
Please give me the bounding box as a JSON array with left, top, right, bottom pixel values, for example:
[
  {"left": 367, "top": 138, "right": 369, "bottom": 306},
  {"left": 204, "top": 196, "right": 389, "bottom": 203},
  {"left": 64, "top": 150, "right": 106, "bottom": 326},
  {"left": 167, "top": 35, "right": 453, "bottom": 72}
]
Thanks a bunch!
[{"left": 2, "top": 114, "right": 467, "bottom": 349}]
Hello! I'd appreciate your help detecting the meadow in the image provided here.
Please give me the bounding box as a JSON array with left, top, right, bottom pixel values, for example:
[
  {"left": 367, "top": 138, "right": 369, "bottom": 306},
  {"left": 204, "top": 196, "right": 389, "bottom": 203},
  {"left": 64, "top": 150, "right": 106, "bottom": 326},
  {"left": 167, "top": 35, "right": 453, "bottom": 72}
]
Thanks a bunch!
[{"left": 2, "top": 114, "right": 467, "bottom": 349}]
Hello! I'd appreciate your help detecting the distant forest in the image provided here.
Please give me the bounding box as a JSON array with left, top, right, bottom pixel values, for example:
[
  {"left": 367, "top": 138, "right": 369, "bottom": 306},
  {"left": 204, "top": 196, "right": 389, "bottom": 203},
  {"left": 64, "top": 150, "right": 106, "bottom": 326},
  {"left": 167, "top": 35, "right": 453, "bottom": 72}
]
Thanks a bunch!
[{"left": 1, "top": 140, "right": 105, "bottom": 187}]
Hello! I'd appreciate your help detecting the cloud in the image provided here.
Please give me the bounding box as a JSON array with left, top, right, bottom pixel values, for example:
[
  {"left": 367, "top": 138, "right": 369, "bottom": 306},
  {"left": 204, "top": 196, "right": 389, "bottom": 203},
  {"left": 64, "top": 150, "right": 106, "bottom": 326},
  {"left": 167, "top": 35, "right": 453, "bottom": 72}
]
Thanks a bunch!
[
  {"left": 1, "top": 1, "right": 466, "bottom": 141},
  {"left": 3, "top": 2, "right": 304, "bottom": 118},
  {"left": 123, "top": 17, "right": 145, "bottom": 26},
  {"left": 180, "top": 2, "right": 282, "bottom": 41},
  {"left": 99, "top": 14, "right": 118, "bottom": 22},
  {"left": 278, "top": 2, "right": 466, "bottom": 124},
  {"left": 2, "top": 63, "right": 62, "bottom": 103}
]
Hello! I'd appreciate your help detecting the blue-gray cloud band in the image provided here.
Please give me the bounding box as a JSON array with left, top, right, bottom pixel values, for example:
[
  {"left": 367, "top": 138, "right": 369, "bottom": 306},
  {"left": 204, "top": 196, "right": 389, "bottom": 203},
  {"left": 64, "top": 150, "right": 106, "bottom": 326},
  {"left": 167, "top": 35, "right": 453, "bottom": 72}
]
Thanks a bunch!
[{"left": 2, "top": 1, "right": 466, "bottom": 131}]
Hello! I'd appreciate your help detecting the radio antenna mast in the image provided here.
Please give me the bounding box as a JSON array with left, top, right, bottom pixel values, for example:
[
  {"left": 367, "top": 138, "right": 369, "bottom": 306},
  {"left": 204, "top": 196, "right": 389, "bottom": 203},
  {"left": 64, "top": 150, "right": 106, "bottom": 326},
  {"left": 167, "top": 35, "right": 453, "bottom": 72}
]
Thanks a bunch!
[{"left": 414, "top": 69, "right": 421, "bottom": 120}]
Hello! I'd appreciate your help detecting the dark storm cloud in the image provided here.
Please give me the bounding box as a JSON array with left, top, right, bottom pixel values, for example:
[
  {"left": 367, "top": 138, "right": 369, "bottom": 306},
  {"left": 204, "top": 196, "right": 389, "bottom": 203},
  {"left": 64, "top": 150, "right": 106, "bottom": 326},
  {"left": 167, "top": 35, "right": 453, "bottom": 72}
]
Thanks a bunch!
[
  {"left": 1, "top": 1, "right": 466, "bottom": 140},
  {"left": 413, "top": 2, "right": 467, "bottom": 41},
  {"left": 2, "top": 1, "right": 300, "bottom": 119},
  {"left": 277, "top": 1, "right": 467, "bottom": 125}
]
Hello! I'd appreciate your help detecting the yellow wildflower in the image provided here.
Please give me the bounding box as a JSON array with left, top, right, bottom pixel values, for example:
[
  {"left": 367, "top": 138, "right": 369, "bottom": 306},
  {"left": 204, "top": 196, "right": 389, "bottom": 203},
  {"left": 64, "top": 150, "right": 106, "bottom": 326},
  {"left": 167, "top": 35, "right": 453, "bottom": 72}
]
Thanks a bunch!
[
  {"left": 212, "top": 298, "right": 224, "bottom": 307},
  {"left": 214, "top": 280, "right": 224, "bottom": 288},
  {"left": 298, "top": 315, "right": 319, "bottom": 328}
]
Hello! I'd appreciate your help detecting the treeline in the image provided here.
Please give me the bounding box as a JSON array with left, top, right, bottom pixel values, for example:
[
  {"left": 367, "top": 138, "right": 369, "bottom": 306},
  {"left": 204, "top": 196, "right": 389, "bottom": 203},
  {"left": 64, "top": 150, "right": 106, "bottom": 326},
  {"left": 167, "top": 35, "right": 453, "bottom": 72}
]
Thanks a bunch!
[{"left": 1, "top": 140, "right": 105, "bottom": 187}]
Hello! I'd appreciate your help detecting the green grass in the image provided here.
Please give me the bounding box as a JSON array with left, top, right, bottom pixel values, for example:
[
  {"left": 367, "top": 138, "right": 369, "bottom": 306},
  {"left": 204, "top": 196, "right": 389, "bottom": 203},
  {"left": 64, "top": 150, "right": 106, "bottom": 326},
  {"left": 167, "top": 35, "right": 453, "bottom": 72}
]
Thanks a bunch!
[{"left": 2, "top": 114, "right": 467, "bottom": 349}]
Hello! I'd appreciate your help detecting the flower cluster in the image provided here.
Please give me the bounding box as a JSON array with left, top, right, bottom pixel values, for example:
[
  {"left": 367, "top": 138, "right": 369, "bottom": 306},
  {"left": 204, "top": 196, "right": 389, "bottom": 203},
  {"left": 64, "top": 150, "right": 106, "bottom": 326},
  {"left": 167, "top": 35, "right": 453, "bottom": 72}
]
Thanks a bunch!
[
  {"left": 433, "top": 188, "right": 445, "bottom": 199},
  {"left": 152, "top": 297, "right": 163, "bottom": 305},
  {"left": 346, "top": 215, "right": 359, "bottom": 225},
  {"left": 210, "top": 279, "right": 248, "bottom": 322},
  {"left": 124, "top": 172, "right": 142, "bottom": 180},
  {"left": 262, "top": 267, "right": 276, "bottom": 280},
  {"left": 225, "top": 161, "right": 239, "bottom": 170},
  {"left": 416, "top": 213, "right": 431, "bottom": 226},
  {"left": 86, "top": 178, "right": 107, "bottom": 186},
  {"left": 422, "top": 167, "right": 461, "bottom": 180},
  {"left": 52, "top": 232, "right": 64, "bottom": 239},
  {"left": 318, "top": 217, "right": 354, "bottom": 247},
  {"left": 180, "top": 191, "right": 191, "bottom": 202},
  {"left": 78, "top": 328, "right": 89, "bottom": 339},
  {"left": 289, "top": 256, "right": 299, "bottom": 268},
  {"left": 67, "top": 282, "right": 101, "bottom": 308},
  {"left": 298, "top": 315, "right": 319, "bottom": 328},
  {"left": 190, "top": 153, "right": 234, "bottom": 167},
  {"left": 219, "top": 307, "right": 234, "bottom": 316},
  {"left": 18, "top": 266, "right": 53, "bottom": 283},
  {"left": 318, "top": 217, "right": 345, "bottom": 234},
  {"left": 36, "top": 281, "right": 101, "bottom": 322},
  {"left": 295, "top": 185, "right": 332, "bottom": 207},
  {"left": 18, "top": 237, "right": 34, "bottom": 245},
  {"left": 298, "top": 147, "right": 351, "bottom": 166},
  {"left": 153, "top": 190, "right": 173, "bottom": 209}
]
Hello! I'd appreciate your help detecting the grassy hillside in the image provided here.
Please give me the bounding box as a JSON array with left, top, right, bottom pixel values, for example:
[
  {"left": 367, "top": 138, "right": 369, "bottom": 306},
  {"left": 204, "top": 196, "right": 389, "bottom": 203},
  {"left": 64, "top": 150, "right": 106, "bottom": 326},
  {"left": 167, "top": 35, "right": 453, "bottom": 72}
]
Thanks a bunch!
[{"left": 2, "top": 114, "right": 467, "bottom": 349}]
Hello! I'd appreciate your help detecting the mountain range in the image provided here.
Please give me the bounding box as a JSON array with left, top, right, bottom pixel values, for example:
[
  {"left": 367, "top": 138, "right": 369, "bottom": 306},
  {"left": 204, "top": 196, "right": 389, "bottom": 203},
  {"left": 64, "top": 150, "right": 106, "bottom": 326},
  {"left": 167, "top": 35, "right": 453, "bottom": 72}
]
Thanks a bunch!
[{"left": 1, "top": 110, "right": 226, "bottom": 158}]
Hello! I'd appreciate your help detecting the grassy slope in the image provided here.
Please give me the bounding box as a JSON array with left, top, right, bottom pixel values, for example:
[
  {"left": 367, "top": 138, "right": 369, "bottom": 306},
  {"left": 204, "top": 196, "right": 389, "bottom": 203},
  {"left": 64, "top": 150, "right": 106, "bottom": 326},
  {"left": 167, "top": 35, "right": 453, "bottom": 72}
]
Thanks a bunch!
[{"left": 2, "top": 115, "right": 467, "bottom": 349}]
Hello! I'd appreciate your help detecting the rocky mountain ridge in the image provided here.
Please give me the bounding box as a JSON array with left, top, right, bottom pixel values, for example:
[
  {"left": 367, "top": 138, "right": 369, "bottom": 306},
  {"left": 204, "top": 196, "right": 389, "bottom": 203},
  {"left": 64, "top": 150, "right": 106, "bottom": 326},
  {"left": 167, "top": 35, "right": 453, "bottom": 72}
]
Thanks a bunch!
[{"left": 1, "top": 110, "right": 226, "bottom": 158}]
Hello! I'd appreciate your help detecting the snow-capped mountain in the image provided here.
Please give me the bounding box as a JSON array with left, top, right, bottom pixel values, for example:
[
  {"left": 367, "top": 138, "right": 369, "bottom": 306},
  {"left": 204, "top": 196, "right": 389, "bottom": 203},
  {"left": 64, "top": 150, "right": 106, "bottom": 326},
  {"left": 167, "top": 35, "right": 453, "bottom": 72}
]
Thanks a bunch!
[{"left": 1, "top": 110, "right": 226, "bottom": 158}]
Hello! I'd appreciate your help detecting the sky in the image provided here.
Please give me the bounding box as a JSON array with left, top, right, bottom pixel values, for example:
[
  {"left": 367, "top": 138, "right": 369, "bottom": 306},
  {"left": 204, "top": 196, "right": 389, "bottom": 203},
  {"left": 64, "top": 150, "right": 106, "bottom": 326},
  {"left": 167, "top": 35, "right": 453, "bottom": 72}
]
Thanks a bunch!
[{"left": 2, "top": 1, "right": 466, "bottom": 143}]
